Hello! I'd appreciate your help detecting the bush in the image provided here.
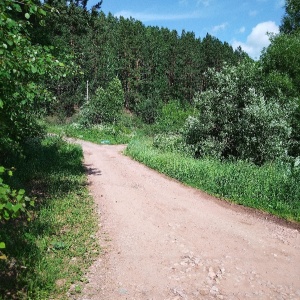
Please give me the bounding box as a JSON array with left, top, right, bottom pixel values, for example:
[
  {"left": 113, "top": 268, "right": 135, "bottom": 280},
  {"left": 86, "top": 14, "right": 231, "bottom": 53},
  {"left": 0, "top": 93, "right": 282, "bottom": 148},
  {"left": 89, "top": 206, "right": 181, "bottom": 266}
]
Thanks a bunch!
[
  {"left": 79, "top": 77, "right": 124, "bottom": 126},
  {"left": 135, "top": 97, "right": 162, "bottom": 124},
  {"left": 155, "top": 100, "right": 193, "bottom": 133},
  {"left": 153, "top": 133, "right": 190, "bottom": 154},
  {"left": 183, "top": 62, "right": 294, "bottom": 164}
]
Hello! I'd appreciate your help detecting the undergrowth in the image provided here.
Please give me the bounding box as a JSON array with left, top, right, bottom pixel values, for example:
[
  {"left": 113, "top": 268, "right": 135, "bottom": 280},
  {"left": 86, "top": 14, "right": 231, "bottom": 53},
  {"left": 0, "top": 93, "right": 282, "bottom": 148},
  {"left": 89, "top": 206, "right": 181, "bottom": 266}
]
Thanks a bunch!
[
  {"left": 125, "top": 137, "right": 300, "bottom": 222},
  {"left": 44, "top": 112, "right": 139, "bottom": 145},
  {"left": 0, "top": 136, "right": 99, "bottom": 299}
]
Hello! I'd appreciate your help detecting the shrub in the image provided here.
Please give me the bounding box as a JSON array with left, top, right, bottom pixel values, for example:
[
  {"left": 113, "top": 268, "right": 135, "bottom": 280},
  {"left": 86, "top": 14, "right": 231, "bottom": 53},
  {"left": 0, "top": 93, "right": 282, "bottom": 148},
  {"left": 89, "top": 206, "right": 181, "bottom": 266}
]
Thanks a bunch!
[
  {"left": 135, "top": 97, "right": 163, "bottom": 124},
  {"left": 153, "top": 133, "right": 186, "bottom": 153},
  {"left": 183, "top": 62, "right": 294, "bottom": 164},
  {"left": 155, "top": 100, "right": 193, "bottom": 133},
  {"left": 79, "top": 77, "right": 124, "bottom": 126}
]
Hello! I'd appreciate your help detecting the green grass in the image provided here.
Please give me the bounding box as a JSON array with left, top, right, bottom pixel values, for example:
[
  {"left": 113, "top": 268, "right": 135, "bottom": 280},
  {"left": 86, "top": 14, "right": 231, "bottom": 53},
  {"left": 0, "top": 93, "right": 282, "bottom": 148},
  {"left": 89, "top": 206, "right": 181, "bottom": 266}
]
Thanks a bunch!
[
  {"left": 125, "top": 137, "right": 300, "bottom": 222},
  {"left": 44, "top": 113, "right": 139, "bottom": 145},
  {"left": 0, "top": 136, "right": 99, "bottom": 299},
  {"left": 47, "top": 123, "right": 134, "bottom": 145}
]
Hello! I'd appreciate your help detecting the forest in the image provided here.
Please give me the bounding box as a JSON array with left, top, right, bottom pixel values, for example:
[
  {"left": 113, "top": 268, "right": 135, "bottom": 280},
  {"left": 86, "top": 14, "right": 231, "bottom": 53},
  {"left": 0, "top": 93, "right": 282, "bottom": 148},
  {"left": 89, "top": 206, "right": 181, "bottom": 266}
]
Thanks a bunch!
[{"left": 0, "top": 0, "right": 300, "bottom": 298}]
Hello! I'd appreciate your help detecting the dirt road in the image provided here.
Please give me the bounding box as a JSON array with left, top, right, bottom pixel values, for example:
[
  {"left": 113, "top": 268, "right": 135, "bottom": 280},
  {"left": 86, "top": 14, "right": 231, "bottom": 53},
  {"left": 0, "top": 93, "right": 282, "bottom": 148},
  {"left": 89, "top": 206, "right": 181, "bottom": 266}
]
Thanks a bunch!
[{"left": 75, "top": 140, "right": 300, "bottom": 300}]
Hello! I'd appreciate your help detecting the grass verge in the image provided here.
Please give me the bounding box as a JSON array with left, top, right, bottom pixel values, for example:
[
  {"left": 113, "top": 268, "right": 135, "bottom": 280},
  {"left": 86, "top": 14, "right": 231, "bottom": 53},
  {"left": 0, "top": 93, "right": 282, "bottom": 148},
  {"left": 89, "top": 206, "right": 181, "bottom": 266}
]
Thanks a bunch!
[
  {"left": 48, "top": 123, "right": 134, "bottom": 145},
  {"left": 0, "top": 136, "right": 99, "bottom": 299},
  {"left": 44, "top": 113, "right": 138, "bottom": 145},
  {"left": 125, "top": 137, "right": 300, "bottom": 222}
]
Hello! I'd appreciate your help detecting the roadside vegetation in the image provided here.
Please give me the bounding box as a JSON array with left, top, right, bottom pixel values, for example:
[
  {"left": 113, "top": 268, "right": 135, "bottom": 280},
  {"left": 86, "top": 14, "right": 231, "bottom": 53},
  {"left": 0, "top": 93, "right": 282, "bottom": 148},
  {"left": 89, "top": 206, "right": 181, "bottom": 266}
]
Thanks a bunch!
[
  {"left": 0, "top": 136, "right": 99, "bottom": 299},
  {"left": 125, "top": 137, "right": 300, "bottom": 222},
  {"left": 1, "top": 0, "right": 299, "bottom": 298}
]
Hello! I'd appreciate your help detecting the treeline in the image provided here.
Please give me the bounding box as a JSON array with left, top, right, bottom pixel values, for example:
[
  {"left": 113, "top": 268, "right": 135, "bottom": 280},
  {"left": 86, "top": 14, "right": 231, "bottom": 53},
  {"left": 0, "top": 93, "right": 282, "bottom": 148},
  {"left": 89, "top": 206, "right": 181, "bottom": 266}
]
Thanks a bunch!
[
  {"left": 33, "top": 0, "right": 300, "bottom": 161},
  {"left": 37, "top": 0, "right": 248, "bottom": 118}
]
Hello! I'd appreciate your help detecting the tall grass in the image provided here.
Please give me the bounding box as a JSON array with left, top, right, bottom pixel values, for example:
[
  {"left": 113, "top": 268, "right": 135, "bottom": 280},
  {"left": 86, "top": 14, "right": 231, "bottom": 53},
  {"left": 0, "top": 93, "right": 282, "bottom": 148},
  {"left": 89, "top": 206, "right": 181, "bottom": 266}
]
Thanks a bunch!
[
  {"left": 0, "top": 136, "right": 99, "bottom": 299},
  {"left": 125, "top": 137, "right": 300, "bottom": 222}
]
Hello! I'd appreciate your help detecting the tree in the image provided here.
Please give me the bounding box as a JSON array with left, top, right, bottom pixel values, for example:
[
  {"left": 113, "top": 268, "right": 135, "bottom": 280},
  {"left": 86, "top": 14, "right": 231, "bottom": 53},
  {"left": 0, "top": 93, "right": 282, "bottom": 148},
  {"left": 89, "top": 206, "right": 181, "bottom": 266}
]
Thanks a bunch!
[
  {"left": 261, "top": 6, "right": 300, "bottom": 157},
  {"left": 0, "top": 0, "right": 69, "bottom": 160},
  {"left": 280, "top": 0, "right": 300, "bottom": 34},
  {"left": 0, "top": 0, "right": 71, "bottom": 254}
]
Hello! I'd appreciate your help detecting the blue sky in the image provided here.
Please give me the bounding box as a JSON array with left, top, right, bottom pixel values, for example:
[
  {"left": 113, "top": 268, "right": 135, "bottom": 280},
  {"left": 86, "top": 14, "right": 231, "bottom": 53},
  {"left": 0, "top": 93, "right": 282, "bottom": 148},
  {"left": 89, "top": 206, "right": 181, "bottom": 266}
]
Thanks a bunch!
[{"left": 96, "top": 0, "right": 285, "bottom": 60}]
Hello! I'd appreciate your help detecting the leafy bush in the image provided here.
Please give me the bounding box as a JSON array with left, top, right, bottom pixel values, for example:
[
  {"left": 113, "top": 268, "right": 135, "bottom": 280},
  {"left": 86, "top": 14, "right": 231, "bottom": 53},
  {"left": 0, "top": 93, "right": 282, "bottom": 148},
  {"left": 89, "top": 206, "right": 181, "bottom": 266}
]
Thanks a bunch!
[
  {"left": 79, "top": 77, "right": 124, "bottom": 126},
  {"left": 155, "top": 100, "right": 193, "bottom": 133},
  {"left": 135, "top": 97, "right": 163, "bottom": 124},
  {"left": 153, "top": 133, "right": 189, "bottom": 154},
  {"left": 261, "top": 33, "right": 300, "bottom": 157},
  {"left": 0, "top": 0, "right": 71, "bottom": 161},
  {"left": 0, "top": 166, "right": 34, "bottom": 257},
  {"left": 183, "top": 62, "right": 294, "bottom": 164}
]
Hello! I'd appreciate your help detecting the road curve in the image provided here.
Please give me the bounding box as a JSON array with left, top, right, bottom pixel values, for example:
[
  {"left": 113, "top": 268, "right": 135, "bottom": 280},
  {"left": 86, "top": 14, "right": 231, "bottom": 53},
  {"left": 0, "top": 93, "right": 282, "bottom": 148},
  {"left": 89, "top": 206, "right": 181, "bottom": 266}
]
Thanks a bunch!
[{"left": 75, "top": 140, "right": 300, "bottom": 300}]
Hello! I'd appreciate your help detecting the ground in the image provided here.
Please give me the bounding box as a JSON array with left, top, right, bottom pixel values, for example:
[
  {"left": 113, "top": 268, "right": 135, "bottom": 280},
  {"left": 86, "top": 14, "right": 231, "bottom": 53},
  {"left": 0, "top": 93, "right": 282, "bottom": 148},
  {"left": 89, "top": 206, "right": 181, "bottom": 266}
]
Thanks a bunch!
[{"left": 74, "top": 140, "right": 300, "bottom": 300}]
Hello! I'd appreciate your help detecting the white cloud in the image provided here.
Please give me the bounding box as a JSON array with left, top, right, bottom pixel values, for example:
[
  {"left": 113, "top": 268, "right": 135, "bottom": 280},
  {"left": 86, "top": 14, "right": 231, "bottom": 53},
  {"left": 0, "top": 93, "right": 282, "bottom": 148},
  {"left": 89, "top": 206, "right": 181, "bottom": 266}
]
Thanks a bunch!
[
  {"left": 114, "top": 10, "right": 202, "bottom": 22},
  {"left": 232, "top": 21, "right": 279, "bottom": 59},
  {"left": 212, "top": 22, "right": 228, "bottom": 33}
]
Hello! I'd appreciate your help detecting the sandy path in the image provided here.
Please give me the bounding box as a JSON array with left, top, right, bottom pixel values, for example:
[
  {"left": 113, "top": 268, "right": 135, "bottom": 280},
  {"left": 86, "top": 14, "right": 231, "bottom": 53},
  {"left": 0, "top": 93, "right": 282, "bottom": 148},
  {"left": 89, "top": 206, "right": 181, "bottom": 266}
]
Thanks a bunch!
[{"left": 75, "top": 140, "right": 300, "bottom": 300}]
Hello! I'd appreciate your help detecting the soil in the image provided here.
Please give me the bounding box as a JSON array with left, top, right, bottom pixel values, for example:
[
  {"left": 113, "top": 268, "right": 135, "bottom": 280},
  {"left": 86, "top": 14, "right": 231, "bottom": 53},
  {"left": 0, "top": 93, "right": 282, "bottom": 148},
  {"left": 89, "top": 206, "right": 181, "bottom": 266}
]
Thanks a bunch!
[{"left": 73, "top": 140, "right": 300, "bottom": 300}]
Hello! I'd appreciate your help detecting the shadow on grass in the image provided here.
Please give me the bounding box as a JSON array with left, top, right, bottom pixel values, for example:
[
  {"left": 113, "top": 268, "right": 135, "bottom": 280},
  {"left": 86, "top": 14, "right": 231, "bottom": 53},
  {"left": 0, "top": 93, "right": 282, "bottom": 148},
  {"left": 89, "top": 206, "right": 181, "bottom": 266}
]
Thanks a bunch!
[{"left": 0, "top": 136, "right": 86, "bottom": 299}]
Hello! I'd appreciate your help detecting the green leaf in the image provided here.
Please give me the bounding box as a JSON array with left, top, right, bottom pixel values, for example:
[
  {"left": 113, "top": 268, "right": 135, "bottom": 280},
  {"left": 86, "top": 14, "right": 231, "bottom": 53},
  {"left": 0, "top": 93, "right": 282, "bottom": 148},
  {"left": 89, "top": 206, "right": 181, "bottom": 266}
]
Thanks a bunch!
[
  {"left": 3, "top": 210, "right": 10, "bottom": 220},
  {"left": 0, "top": 242, "right": 5, "bottom": 249},
  {"left": 25, "top": 13, "right": 30, "bottom": 19},
  {"left": 13, "top": 3, "right": 22, "bottom": 12},
  {"left": 38, "top": 8, "right": 47, "bottom": 16},
  {"left": 12, "top": 204, "right": 22, "bottom": 213},
  {"left": 5, "top": 202, "right": 13, "bottom": 210},
  {"left": 31, "top": 66, "right": 37, "bottom": 73},
  {"left": 18, "top": 189, "right": 25, "bottom": 195},
  {"left": 16, "top": 194, "right": 23, "bottom": 201}
]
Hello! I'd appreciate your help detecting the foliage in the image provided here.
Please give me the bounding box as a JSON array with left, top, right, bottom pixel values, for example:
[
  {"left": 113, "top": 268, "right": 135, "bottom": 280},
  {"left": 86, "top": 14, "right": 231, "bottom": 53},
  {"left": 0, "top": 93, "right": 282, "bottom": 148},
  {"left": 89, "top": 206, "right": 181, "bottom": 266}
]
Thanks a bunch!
[
  {"left": 135, "top": 96, "right": 163, "bottom": 124},
  {"left": 0, "top": 167, "right": 34, "bottom": 223},
  {"left": 0, "top": 166, "right": 34, "bottom": 258},
  {"left": 0, "top": 136, "right": 99, "bottom": 299},
  {"left": 126, "top": 137, "right": 300, "bottom": 222},
  {"left": 79, "top": 77, "right": 124, "bottom": 126},
  {"left": 280, "top": 0, "right": 300, "bottom": 34},
  {"left": 35, "top": 1, "right": 249, "bottom": 117},
  {"left": 261, "top": 33, "right": 300, "bottom": 92},
  {"left": 0, "top": 0, "right": 72, "bottom": 161},
  {"left": 153, "top": 133, "right": 192, "bottom": 155},
  {"left": 183, "top": 62, "right": 294, "bottom": 164},
  {"left": 260, "top": 32, "right": 300, "bottom": 157},
  {"left": 154, "top": 100, "right": 194, "bottom": 133}
]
